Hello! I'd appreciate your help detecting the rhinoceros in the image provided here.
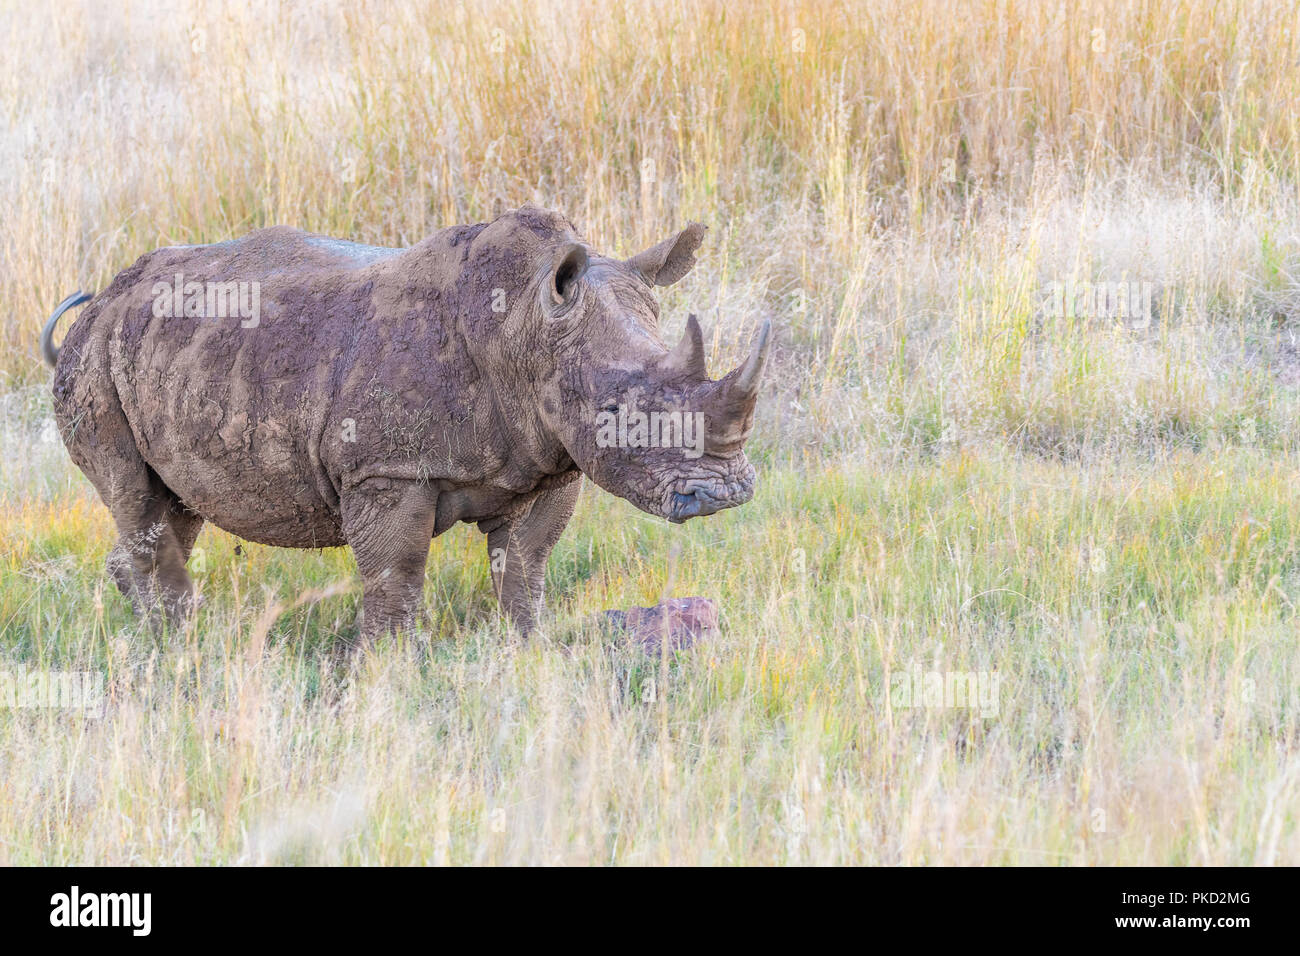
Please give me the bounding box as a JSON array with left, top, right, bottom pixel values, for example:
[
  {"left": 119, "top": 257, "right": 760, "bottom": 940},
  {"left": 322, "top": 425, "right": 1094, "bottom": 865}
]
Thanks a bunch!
[{"left": 41, "top": 205, "right": 769, "bottom": 639}]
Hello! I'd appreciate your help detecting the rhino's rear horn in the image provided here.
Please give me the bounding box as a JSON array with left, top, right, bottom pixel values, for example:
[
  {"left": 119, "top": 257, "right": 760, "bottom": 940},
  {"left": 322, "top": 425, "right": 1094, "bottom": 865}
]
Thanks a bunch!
[{"left": 661, "top": 313, "right": 707, "bottom": 378}]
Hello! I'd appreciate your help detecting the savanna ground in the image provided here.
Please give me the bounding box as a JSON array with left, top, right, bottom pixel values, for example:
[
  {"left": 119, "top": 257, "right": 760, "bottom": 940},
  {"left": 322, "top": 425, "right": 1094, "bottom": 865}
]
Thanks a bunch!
[{"left": 2, "top": 0, "right": 1300, "bottom": 864}]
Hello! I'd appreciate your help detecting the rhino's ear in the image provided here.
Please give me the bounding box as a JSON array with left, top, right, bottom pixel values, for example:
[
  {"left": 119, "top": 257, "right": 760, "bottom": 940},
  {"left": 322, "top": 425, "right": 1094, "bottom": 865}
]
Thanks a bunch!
[
  {"left": 550, "top": 242, "right": 589, "bottom": 306},
  {"left": 627, "top": 222, "right": 707, "bottom": 287}
]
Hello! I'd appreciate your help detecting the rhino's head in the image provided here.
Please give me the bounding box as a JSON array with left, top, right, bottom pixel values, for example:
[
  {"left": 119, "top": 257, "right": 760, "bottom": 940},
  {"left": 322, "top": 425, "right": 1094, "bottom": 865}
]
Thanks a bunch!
[{"left": 528, "top": 223, "right": 769, "bottom": 523}]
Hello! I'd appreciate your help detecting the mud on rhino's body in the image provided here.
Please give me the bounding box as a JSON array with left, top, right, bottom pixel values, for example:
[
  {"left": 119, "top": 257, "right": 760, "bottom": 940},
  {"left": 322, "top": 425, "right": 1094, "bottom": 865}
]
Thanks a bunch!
[{"left": 47, "top": 205, "right": 768, "bottom": 639}]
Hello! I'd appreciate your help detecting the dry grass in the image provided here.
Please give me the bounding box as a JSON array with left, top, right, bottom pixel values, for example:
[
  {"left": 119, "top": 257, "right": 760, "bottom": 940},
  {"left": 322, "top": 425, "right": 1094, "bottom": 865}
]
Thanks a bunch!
[
  {"left": 4, "top": 438, "right": 1300, "bottom": 864},
  {"left": 2, "top": 0, "right": 1300, "bottom": 864}
]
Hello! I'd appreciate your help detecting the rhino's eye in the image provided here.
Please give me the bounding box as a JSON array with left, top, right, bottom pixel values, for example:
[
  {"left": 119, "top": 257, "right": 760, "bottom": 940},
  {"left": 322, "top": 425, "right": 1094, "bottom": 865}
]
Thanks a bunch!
[{"left": 600, "top": 402, "right": 620, "bottom": 414}]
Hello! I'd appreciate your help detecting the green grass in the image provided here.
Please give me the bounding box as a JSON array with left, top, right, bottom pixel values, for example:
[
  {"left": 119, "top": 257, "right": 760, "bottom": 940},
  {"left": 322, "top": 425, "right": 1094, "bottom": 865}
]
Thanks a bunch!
[{"left": 2, "top": 447, "right": 1297, "bottom": 864}]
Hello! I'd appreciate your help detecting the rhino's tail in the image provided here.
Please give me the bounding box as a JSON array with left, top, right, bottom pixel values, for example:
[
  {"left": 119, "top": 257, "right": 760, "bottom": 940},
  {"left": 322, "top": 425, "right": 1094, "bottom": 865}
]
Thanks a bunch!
[{"left": 40, "top": 290, "right": 93, "bottom": 369}]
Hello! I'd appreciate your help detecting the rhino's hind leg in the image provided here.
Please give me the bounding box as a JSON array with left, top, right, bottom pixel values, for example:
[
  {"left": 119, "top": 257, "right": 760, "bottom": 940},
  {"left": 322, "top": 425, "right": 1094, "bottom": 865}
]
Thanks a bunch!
[
  {"left": 96, "top": 465, "right": 200, "bottom": 628},
  {"left": 341, "top": 478, "right": 439, "bottom": 643}
]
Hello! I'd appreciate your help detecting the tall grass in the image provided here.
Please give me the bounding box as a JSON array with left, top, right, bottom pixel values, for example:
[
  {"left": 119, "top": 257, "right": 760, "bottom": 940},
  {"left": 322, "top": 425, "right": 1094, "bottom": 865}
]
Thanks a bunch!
[
  {"left": 2, "top": 0, "right": 1300, "bottom": 864},
  {"left": 4, "top": 435, "right": 1299, "bottom": 864},
  {"left": 5, "top": 1, "right": 1300, "bottom": 453}
]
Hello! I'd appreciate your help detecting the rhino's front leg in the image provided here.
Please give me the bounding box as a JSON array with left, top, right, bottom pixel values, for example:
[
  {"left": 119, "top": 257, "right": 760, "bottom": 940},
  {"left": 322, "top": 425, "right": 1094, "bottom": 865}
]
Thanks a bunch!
[
  {"left": 341, "top": 477, "right": 439, "bottom": 642},
  {"left": 485, "top": 479, "right": 581, "bottom": 635}
]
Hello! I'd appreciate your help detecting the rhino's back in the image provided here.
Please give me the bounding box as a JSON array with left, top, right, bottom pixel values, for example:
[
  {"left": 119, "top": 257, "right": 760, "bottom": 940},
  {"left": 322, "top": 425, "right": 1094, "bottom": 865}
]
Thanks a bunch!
[{"left": 59, "top": 227, "right": 458, "bottom": 548}]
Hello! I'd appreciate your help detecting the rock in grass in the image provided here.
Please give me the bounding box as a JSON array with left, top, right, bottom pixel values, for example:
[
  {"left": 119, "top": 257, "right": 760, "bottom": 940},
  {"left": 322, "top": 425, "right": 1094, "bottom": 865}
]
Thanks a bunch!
[{"left": 602, "top": 597, "right": 719, "bottom": 654}]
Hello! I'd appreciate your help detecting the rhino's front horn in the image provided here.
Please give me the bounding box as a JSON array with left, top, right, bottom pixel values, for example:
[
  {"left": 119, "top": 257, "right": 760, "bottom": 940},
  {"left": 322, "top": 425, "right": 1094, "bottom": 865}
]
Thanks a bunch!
[
  {"left": 729, "top": 319, "right": 771, "bottom": 404},
  {"left": 661, "top": 313, "right": 708, "bottom": 378},
  {"left": 705, "top": 320, "right": 772, "bottom": 455}
]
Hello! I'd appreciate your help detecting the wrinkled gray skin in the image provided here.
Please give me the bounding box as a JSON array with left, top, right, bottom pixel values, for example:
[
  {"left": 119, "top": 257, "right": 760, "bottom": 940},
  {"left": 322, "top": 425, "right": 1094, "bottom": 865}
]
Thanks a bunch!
[{"left": 43, "top": 205, "right": 769, "bottom": 640}]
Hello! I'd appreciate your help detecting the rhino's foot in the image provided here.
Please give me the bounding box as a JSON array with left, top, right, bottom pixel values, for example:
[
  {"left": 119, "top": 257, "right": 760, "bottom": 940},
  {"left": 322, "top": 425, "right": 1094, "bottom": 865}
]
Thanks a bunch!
[
  {"left": 353, "top": 602, "right": 429, "bottom": 645},
  {"left": 114, "top": 564, "right": 197, "bottom": 634}
]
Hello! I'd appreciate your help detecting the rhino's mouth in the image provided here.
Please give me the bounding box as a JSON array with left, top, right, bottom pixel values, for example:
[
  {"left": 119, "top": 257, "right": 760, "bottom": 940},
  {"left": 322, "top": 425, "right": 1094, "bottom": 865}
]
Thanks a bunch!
[{"left": 665, "top": 472, "right": 755, "bottom": 523}]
